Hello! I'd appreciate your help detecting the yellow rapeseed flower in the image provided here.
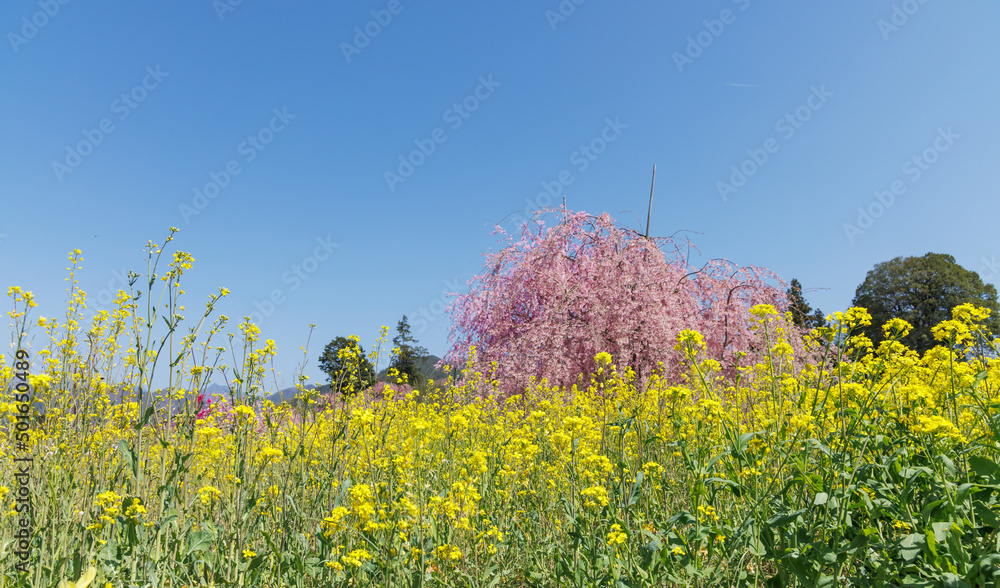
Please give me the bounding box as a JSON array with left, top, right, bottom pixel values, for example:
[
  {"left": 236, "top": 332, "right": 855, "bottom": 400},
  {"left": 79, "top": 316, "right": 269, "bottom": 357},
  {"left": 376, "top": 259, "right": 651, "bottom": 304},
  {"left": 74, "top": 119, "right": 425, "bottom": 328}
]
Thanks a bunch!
[
  {"left": 606, "top": 523, "right": 627, "bottom": 547},
  {"left": 882, "top": 317, "right": 912, "bottom": 339},
  {"left": 581, "top": 486, "right": 609, "bottom": 508},
  {"left": 198, "top": 485, "right": 222, "bottom": 506},
  {"left": 341, "top": 548, "right": 371, "bottom": 568}
]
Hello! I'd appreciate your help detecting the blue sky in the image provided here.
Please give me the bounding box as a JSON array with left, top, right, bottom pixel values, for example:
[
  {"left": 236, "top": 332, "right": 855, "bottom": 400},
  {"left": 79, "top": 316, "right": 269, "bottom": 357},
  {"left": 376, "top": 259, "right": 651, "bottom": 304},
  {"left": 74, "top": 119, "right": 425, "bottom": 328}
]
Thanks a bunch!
[{"left": 2, "top": 1, "right": 998, "bottom": 388}]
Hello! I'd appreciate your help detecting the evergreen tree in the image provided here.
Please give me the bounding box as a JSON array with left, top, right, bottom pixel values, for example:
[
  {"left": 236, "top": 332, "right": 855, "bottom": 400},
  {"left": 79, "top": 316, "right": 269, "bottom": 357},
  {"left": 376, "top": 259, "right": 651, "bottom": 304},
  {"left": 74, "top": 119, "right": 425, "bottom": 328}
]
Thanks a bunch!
[
  {"left": 786, "top": 278, "right": 827, "bottom": 329},
  {"left": 318, "top": 336, "right": 375, "bottom": 396},
  {"left": 390, "top": 315, "right": 429, "bottom": 388}
]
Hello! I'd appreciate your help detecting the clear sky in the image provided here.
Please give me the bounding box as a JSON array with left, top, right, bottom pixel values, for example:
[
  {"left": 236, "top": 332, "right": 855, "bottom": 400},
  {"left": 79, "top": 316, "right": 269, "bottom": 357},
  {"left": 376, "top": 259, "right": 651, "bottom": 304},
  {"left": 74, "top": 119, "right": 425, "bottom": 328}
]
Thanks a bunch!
[{"left": 2, "top": 1, "right": 998, "bottom": 388}]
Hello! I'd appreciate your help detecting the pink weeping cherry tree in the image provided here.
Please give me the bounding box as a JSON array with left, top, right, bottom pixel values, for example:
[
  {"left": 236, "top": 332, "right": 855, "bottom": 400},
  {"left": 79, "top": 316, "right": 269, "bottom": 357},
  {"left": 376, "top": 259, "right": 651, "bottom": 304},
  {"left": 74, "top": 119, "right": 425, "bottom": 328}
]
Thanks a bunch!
[{"left": 443, "top": 209, "right": 795, "bottom": 398}]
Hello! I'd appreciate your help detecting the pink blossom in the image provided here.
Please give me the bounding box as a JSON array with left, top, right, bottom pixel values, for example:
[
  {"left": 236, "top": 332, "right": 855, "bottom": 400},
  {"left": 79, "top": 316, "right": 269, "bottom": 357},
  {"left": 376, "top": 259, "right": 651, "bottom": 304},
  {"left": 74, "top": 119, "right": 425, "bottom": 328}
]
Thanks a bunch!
[
  {"left": 195, "top": 392, "right": 214, "bottom": 420},
  {"left": 444, "top": 209, "right": 798, "bottom": 398}
]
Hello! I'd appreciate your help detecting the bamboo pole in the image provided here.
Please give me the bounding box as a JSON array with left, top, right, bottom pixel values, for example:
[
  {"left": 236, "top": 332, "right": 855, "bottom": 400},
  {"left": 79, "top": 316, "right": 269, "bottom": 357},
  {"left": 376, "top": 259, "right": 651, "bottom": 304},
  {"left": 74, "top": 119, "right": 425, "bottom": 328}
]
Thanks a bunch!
[{"left": 645, "top": 164, "right": 656, "bottom": 238}]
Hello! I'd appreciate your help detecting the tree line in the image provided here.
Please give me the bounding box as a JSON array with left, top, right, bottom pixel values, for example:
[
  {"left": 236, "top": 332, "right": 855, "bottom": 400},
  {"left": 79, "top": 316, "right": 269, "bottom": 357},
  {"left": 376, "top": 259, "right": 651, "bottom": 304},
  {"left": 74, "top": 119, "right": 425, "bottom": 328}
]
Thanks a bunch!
[
  {"left": 318, "top": 315, "right": 433, "bottom": 397},
  {"left": 787, "top": 252, "right": 998, "bottom": 354},
  {"left": 320, "top": 228, "right": 998, "bottom": 397}
]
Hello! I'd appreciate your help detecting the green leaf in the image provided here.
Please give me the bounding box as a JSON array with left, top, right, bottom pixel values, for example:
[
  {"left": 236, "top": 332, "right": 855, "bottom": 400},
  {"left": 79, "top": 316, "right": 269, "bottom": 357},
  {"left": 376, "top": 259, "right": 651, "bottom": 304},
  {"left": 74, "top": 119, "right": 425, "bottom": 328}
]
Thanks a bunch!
[
  {"left": 974, "top": 500, "right": 1000, "bottom": 531},
  {"left": 969, "top": 553, "right": 1000, "bottom": 579},
  {"left": 767, "top": 509, "right": 807, "bottom": 528},
  {"left": 641, "top": 532, "right": 663, "bottom": 555},
  {"left": 736, "top": 431, "right": 760, "bottom": 455},
  {"left": 135, "top": 405, "right": 155, "bottom": 430},
  {"left": 245, "top": 554, "right": 266, "bottom": 575},
  {"left": 901, "top": 466, "right": 933, "bottom": 481},
  {"left": 899, "top": 533, "right": 925, "bottom": 562},
  {"left": 814, "top": 492, "right": 829, "bottom": 506},
  {"left": 924, "top": 526, "right": 940, "bottom": 563},
  {"left": 704, "top": 453, "right": 725, "bottom": 472},
  {"left": 922, "top": 499, "right": 947, "bottom": 519},
  {"left": 261, "top": 530, "right": 279, "bottom": 553},
  {"left": 669, "top": 511, "right": 697, "bottom": 526},
  {"left": 186, "top": 529, "right": 214, "bottom": 556},
  {"left": 98, "top": 538, "right": 121, "bottom": 565},
  {"left": 938, "top": 454, "right": 956, "bottom": 476},
  {"left": 628, "top": 470, "right": 644, "bottom": 507},
  {"left": 705, "top": 477, "right": 742, "bottom": 491},
  {"left": 969, "top": 456, "right": 1000, "bottom": 483},
  {"left": 808, "top": 438, "right": 833, "bottom": 458},
  {"left": 285, "top": 493, "right": 302, "bottom": 518},
  {"left": 955, "top": 483, "right": 981, "bottom": 505},
  {"left": 930, "top": 521, "right": 951, "bottom": 542},
  {"left": 900, "top": 574, "right": 935, "bottom": 587},
  {"left": 156, "top": 514, "right": 177, "bottom": 531},
  {"left": 843, "top": 527, "right": 875, "bottom": 555},
  {"left": 118, "top": 440, "right": 138, "bottom": 481}
]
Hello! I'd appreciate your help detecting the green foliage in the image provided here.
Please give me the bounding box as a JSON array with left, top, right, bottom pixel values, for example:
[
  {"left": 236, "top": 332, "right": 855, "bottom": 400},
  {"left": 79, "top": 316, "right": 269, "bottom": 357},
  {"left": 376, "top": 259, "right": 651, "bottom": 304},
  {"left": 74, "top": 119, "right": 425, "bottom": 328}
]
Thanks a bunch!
[
  {"left": 389, "top": 315, "right": 429, "bottom": 389},
  {"left": 853, "top": 252, "right": 1000, "bottom": 354},
  {"left": 318, "top": 336, "right": 375, "bottom": 396}
]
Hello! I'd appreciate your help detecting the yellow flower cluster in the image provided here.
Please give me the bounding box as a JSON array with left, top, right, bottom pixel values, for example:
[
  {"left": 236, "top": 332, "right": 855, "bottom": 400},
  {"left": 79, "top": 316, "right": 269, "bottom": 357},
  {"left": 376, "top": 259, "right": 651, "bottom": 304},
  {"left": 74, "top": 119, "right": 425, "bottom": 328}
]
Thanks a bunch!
[
  {"left": 606, "top": 523, "right": 627, "bottom": 547},
  {"left": 3, "top": 250, "right": 998, "bottom": 587},
  {"left": 86, "top": 491, "right": 123, "bottom": 532},
  {"left": 911, "top": 414, "right": 967, "bottom": 444},
  {"left": 198, "top": 485, "right": 222, "bottom": 506}
]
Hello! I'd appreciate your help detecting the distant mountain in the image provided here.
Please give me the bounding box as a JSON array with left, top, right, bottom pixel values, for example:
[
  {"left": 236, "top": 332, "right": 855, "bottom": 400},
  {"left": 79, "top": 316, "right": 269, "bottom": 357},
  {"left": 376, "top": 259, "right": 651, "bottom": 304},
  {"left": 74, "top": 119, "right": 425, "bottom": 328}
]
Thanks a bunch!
[
  {"left": 203, "top": 382, "right": 230, "bottom": 396},
  {"left": 268, "top": 383, "right": 320, "bottom": 404},
  {"left": 197, "top": 382, "right": 312, "bottom": 405}
]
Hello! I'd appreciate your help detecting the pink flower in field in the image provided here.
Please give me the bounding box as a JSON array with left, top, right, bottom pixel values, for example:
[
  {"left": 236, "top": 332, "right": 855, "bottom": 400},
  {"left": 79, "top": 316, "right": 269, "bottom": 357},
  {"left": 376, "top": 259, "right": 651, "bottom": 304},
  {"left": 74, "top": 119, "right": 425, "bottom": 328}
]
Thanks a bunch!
[
  {"left": 371, "top": 381, "right": 411, "bottom": 401},
  {"left": 195, "top": 392, "right": 214, "bottom": 420}
]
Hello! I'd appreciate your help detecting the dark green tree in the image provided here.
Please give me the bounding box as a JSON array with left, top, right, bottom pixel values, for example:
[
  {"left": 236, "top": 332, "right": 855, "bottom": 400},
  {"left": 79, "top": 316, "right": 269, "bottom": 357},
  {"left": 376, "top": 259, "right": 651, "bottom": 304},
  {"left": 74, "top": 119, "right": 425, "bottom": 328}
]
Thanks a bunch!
[
  {"left": 851, "top": 252, "right": 999, "bottom": 354},
  {"left": 390, "top": 315, "right": 429, "bottom": 388},
  {"left": 318, "top": 336, "right": 375, "bottom": 396},
  {"left": 786, "top": 278, "right": 827, "bottom": 330}
]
